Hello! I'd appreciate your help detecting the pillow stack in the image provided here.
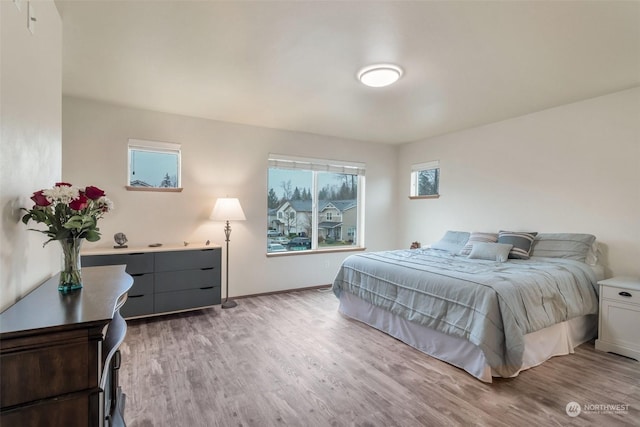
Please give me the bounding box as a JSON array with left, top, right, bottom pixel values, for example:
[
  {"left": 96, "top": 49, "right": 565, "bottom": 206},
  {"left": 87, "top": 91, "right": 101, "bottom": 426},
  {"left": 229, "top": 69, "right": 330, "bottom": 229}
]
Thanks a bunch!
[{"left": 431, "top": 230, "right": 595, "bottom": 263}]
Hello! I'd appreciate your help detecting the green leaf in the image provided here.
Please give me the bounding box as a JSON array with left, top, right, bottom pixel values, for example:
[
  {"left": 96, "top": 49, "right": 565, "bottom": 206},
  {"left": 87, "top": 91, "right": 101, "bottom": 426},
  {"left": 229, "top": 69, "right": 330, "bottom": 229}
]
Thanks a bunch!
[{"left": 85, "top": 230, "right": 101, "bottom": 242}]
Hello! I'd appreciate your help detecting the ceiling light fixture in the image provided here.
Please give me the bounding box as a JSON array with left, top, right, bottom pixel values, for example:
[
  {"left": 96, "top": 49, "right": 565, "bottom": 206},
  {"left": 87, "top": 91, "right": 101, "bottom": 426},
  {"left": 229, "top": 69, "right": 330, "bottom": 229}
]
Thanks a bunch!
[{"left": 357, "top": 64, "right": 403, "bottom": 88}]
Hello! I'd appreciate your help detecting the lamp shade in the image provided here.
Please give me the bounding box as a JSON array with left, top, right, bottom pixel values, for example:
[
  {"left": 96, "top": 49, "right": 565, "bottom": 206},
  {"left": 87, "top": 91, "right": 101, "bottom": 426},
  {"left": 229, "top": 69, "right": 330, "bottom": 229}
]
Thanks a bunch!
[{"left": 210, "top": 197, "right": 246, "bottom": 221}]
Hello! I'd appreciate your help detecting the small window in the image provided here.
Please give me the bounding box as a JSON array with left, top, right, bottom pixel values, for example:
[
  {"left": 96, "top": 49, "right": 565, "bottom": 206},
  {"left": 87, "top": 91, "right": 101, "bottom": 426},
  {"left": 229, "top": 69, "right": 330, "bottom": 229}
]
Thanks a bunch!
[
  {"left": 127, "top": 139, "right": 182, "bottom": 192},
  {"left": 410, "top": 160, "right": 440, "bottom": 199}
]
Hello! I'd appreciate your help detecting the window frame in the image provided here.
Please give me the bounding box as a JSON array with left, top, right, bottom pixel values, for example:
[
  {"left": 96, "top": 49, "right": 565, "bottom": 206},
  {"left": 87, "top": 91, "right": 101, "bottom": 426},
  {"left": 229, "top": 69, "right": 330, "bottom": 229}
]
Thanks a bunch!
[
  {"left": 410, "top": 160, "right": 440, "bottom": 199},
  {"left": 126, "top": 138, "right": 183, "bottom": 192},
  {"left": 267, "top": 154, "right": 366, "bottom": 255}
]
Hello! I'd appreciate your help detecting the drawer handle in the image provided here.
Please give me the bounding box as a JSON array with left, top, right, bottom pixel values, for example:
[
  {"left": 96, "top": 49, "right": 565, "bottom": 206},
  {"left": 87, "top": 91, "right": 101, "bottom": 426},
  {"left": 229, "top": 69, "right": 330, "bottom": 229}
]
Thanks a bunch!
[
  {"left": 128, "top": 294, "right": 145, "bottom": 298},
  {"left": 201, "top": 267, "right": 214, "bottom": 271},
  {"left": 200, "top": 286, "right": 214, "bottom": 290},
  {"left": 129, "top": 252, "right": 145, "bottom": 256},
  {"left": 131, "top": 273, "right": 145, "bottom": 277},
  {"left": 619, "top": 291, "right": 632, "bottom": 297},
  {"left": 200, "top": 249, "right": 214, "bottom": 252}
]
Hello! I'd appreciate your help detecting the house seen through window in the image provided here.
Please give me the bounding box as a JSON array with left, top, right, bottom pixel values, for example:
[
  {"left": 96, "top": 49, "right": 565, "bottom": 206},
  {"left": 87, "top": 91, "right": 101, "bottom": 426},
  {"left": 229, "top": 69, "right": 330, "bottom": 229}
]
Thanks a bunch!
[{"left": 267, "top": 155, "right": 365, "bottom": 253}]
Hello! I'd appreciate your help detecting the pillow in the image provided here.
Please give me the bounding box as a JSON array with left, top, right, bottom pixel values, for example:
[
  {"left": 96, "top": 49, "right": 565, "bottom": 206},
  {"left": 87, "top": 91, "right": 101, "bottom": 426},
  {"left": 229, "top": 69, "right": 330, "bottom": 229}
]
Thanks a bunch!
[
  {"left": 430, "top": 231, "right": 470, "bottom": 253},
  {"left": 497, "top": 231, "right": 538, "bottom": 259},
  {"left": 530, "top": 233, "right": 597, "bottom": 263},
  {"left": 586, "top": 241, "right": 600, "bottom": 266},
  {"left": 459, "top": 232, "right": 498, "bottom": 256},
  {"left": 468, "top": 242, "right": 513, "bottom": 262}
]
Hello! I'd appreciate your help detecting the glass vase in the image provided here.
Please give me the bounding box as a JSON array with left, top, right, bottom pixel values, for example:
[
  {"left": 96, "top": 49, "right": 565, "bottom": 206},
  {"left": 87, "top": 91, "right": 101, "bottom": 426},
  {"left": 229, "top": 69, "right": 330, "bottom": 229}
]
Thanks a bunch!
[{"left": 58, "top": 238, "right": 83, "bottom": 292}]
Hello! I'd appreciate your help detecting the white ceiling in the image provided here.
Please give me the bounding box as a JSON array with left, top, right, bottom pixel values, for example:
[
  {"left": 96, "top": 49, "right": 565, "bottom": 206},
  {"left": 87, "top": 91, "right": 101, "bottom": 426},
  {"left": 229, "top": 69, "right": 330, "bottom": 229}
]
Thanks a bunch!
[{"left": 56, "top": 1, "right": 640, "bottom": 144}]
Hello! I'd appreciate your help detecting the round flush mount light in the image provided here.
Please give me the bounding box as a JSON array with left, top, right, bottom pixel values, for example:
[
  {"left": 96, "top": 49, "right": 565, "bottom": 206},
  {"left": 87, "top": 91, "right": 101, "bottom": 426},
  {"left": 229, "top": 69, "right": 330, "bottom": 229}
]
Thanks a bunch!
[{"left": 357, "top": 64, "right": 403, "bottom": 88}]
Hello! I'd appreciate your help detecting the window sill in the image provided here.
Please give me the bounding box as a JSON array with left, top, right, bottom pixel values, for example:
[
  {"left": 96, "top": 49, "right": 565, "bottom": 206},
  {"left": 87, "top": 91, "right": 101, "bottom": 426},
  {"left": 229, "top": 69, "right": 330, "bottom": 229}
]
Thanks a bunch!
[
  {"left": 125, "top": 186, "right": 183, "bottom": 192},
  {"left": 409, "top": 195, "right": 440, "bottom": 200},
  {"left": 266, "top": 246, "right": 366, "bottom": 257}
]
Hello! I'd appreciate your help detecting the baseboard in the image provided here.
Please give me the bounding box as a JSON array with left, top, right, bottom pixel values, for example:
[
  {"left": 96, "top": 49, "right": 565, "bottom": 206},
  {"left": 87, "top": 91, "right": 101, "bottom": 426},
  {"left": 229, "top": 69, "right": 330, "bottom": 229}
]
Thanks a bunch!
[{"left": 234, "top": 284, "right": 332, "bottom": 300}]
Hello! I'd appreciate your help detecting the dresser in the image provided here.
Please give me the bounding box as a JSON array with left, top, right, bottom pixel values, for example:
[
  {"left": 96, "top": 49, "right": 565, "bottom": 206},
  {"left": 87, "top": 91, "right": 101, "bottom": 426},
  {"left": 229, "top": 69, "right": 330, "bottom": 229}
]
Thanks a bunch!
[
  {"left": 595, "top": 276, "right": 640, "bottom": 361},
  {"left": 82, "top": 244, "right": 222, "bottom": 318},
  {"left": 0, "top": 265, "right": 132, "bottom": 427}
]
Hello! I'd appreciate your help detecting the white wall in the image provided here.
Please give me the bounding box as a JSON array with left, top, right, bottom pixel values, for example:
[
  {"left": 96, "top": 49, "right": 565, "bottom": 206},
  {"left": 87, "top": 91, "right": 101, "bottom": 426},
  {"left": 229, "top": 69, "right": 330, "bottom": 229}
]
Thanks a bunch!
[
  {"left": 0, "top": 0, "right": 62, "bottom": 311},
  {"left": 62, "top": 96, "right": 397, "bottom": 298},
  {"left": 397, "top": 88, "right": 640, "bottom": 278}
]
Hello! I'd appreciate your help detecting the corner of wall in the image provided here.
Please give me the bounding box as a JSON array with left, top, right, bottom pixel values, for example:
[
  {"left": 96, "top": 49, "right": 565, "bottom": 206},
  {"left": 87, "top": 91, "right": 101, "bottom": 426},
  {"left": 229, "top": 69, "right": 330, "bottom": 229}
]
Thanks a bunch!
[{"left": 1, "top": 0, "right": 63, "bottom": 310}]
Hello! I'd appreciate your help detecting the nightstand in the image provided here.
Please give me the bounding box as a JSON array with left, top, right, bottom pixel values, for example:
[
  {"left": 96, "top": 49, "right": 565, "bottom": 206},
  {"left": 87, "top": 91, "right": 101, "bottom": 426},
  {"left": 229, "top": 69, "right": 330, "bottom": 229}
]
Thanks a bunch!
[{"left": 595, "top": 277, "right": 640, "bottom": 361}]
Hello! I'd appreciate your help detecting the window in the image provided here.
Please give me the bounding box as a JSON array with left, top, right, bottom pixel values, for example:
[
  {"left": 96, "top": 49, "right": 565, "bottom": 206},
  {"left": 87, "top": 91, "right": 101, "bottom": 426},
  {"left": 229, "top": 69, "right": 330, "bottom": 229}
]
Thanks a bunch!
[
  {"left": 127, "top": 139, "right": 182, "bottom": 191},
  {"left": 410, "top": 160, "right": 440, "bottom": 199},
  {"left": 267, "top": 154, "right": 365, "bottom": 253}
]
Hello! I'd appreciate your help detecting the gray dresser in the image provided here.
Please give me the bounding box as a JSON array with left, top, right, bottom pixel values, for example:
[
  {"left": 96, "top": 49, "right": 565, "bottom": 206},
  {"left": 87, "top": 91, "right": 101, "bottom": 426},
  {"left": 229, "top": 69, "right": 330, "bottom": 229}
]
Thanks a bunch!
[{"left": 82, "top": 244, "right": 221, "bottom": 318}]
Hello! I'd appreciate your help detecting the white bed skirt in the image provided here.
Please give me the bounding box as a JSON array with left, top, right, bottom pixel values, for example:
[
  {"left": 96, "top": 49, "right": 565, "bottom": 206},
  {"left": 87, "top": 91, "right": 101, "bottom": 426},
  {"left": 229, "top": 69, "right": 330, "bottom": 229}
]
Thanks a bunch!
[{"left": 338, "top": 292, "right": 598, "bottom": 383}]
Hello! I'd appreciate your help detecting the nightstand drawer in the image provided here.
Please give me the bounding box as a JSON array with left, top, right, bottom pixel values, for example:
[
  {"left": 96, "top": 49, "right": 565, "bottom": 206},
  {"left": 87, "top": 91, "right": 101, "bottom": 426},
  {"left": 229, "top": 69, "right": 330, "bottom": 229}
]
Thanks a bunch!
[
  {"left": 596, "top": 276, "right": 640, "bottom": 360},
  {"left": 599, "top": 299, "right": 640, "bottom": 350},
  {"left": 601, "top": 285, "right": 639, "bottom": 304}
]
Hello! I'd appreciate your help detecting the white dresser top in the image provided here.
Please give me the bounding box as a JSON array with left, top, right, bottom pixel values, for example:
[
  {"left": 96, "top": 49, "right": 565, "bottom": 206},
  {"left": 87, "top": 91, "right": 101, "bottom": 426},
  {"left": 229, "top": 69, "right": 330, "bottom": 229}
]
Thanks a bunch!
[{"left": 82, "top": 242, "right": 222, "bottom": 256}]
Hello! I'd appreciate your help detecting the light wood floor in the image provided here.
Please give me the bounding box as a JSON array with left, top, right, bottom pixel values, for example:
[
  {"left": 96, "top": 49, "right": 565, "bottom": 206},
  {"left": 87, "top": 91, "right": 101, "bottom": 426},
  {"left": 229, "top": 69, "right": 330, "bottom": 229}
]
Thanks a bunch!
[{"left": 119, "top": 288, "right": 639, "bottom": 427}]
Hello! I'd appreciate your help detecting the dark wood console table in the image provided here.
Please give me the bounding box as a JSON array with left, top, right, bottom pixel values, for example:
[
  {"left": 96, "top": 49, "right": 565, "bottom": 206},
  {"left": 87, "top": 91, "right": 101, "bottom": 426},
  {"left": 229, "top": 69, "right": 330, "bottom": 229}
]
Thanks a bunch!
[{"left": 0, "top": 265, "right": 133, "bottom": 427}]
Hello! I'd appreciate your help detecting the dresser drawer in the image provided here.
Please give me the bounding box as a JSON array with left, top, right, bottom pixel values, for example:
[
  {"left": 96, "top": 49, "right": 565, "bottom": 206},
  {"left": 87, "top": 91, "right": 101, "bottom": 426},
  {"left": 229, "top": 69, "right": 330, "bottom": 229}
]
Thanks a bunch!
[
  {"left": 82, "top": 252, "right": 154, "bottom": 275},
  {"left": 121, "top": 294, "right": 154, "bottom": 318},
  {"left": 1, "top": 336, "right": 90, "bottom": 407},
  {"left": 128, "top": 273, "right": 154, "bottom": 296},
  {"left": 154, "top": 249, "right": 220, "bottom": 272},
  {"left": 601, "top": 285, "right": 640, "bottom": 304},
  {"left": 155, "top": 268, "right": 218, "bottom": 293},
  {"left": 154, "top": 288, "right": 220, "bottom": 312}
]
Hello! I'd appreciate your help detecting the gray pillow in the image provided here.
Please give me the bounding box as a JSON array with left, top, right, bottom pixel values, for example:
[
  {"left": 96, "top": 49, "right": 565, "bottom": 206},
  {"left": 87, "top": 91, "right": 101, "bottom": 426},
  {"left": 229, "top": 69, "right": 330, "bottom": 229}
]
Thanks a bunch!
[
  {"left": 430, "top": 231, "right": 470, "bottom": 253},
  {"left": 468, "top": 242, "right": 513, "bottom": 262},
  {"left": 530, "top": 233, "right": 596, "bottom": 263},
  {"left": 498, "top": 231, "right": 538, "bottom": 259}
]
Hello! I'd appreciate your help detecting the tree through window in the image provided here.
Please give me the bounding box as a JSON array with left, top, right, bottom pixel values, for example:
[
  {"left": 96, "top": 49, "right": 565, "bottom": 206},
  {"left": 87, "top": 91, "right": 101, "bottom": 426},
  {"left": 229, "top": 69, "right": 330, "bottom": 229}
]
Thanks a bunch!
[
  {"left": 127, "top": 139, "right": 182, "bottom": 191},
  {"left": 267, "top": 155, "right": 365, "bottom": 253},
  {"left": 410, "top": 160, "right": 440, "bottom": 198}
]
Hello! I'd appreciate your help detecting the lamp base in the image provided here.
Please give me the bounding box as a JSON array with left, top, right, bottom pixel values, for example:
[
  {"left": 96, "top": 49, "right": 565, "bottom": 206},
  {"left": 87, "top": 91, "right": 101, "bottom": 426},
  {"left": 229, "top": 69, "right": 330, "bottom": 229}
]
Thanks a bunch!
[{"left": 221, "top": 299, "right": 237, "bottom": 309}]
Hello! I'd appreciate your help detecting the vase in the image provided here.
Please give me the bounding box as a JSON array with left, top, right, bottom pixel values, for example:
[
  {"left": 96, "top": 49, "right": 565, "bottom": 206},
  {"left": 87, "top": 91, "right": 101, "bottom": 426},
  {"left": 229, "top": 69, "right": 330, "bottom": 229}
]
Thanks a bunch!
[{"left": 58, "top": 238, "right": 83, "bottom": 292}]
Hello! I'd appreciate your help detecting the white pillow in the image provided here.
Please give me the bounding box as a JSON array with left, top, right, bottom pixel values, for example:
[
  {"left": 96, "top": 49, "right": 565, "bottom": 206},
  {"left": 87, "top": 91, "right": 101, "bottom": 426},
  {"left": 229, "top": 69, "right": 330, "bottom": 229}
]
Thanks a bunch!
[
  {"left": 468, "top": 242, "right": 513, "bottom": 263},
  {"left": 459, "top": 232, "right": 498, "bottom": 256},
  {"left": 430, "top": 231, "right": 470, "bottom": 253}
]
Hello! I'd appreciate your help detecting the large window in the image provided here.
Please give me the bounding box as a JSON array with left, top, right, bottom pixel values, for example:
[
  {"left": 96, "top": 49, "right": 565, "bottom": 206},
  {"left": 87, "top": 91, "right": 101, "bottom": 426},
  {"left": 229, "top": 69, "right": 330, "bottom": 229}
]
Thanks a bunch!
[
  {"left": 410, "top": 160, "right": 440, "bottom": 199},
  {"left": 267, "top": 154, "right": 365, "bottom": 253},
  {"left": 127, "top": 139, "right": 182, "bottom": 191}
]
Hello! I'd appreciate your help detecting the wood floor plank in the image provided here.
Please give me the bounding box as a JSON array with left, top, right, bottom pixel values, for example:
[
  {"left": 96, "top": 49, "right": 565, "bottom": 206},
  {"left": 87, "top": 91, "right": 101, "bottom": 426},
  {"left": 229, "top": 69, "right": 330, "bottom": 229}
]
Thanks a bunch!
[{"left": 119, "top": 288, "right": 639, "bottom": 426}]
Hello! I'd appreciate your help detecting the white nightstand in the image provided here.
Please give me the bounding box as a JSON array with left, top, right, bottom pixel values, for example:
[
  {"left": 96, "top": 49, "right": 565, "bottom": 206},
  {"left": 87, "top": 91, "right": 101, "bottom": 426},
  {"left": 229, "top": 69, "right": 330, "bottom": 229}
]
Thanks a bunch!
[{"left": 595, "top": 277, "right": 640, "bottom": 361}]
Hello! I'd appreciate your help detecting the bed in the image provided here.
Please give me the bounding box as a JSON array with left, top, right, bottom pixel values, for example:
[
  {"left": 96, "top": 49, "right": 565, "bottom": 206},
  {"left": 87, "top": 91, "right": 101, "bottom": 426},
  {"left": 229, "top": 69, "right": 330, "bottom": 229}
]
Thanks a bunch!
[{"left": 332, "top": 231, "right": 602, "bottom": 382}]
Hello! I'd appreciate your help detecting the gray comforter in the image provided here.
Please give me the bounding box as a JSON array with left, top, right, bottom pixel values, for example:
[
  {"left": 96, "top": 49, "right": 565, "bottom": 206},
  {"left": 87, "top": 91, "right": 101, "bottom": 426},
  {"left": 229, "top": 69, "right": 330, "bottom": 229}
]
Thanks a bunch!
[{"left": 332, "top": 248, "right": 599, "bottom": 377}]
